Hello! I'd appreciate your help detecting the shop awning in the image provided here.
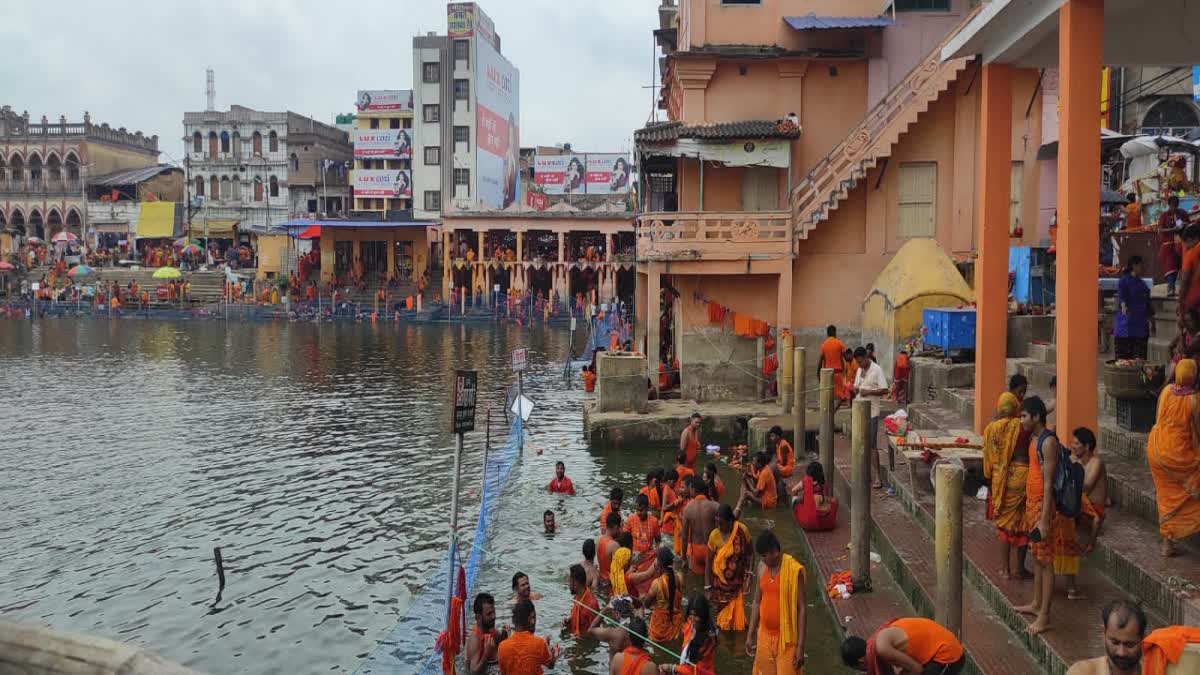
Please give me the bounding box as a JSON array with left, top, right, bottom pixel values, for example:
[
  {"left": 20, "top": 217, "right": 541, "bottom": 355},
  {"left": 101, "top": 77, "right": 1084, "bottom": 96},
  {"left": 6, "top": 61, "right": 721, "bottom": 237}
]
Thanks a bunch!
[
  {"left": 192, "top": 219, "right": 238, "bottom": 238},
  {"left": 135, "top": 202, "right": 177, "bottom": 239},
  {"left": 784, "top": 14, "right": 892, "bottom": 31},
  {"left": 297, "top": 225, "right": 322, "bottom": 240}
]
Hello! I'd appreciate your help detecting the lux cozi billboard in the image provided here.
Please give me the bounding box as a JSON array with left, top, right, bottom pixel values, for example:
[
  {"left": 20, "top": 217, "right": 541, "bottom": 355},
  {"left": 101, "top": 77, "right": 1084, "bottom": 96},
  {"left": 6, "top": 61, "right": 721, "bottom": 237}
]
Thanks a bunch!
[
  {"left": 355, "top": 90, "right": 413, "bottom": 114},
  {"left": 354, "top": 129, "right": 412, "bottom": 159},
  {"left": 353, "top": 170, "right": 412, "bottom": 199},
  {"left": 475, "top": 26, "right": 519, "bottom": 209},
  {"left": 533, "top": 153, "right": 632, "bottom": 195}
]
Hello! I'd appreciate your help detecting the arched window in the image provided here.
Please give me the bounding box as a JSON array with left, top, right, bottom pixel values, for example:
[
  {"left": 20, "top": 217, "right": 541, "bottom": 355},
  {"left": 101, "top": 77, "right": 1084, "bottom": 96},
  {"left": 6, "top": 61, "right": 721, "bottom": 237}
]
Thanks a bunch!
[
  {"left": 290, "top": 153, "right": 299, "bottom": 171},
  {"left": 66, "top": 209, "right": 81, "bottom": 229},
  {"left": 0, "top": 155, "right": 7, "bottom": 183},
  {"left": 65, "top": 153, "right": 80, "bottom": 181},
  {"left": 28, "top": 153, "right": 42, "bottom": 184},
  {"left": 10, "top": 154, "right": 23, "bottom": 185},
  {"left": 232, "top": 131, "right": 242, "bottom": 158},
  {"left": 194, "top": 175, "right": 205, "bottom": 197},
  {"left": 269, "top": 130, "right": 279, "bottom": 153},
  {"left": 47, "top": 154, "right": 61, "bottom": 182},
  {"left": 47, "top": 209, "right": 63, "bottom": 230},
  {"left": 252, "top": 131, "right": 263, "bottom": 156},
  {"left": 220, "top": 131, "right": 230, "bottom": 154},
  {"left": 1141, "top": 98, "right": 1200, "bottom": 133},
  {"left": 253, "top": 177, "right": 264, "bottom": 202},
  {"left": 209, "top": 131, "right": 219, "bottom": 159},
  {"left": 221, "top": 176, "right": 231, "bottom": 199},
  {"left": 193, "top": 131, "right": 203, "bottom": 153},
  {"left": 269, "top": 175, "right": 279, "bottom": 197},
  {"left": 231, "top": 174, "right": 241, "bottom": 200},
  {"left": 210, "top": 175, "right": 220, "bottom": 200}
]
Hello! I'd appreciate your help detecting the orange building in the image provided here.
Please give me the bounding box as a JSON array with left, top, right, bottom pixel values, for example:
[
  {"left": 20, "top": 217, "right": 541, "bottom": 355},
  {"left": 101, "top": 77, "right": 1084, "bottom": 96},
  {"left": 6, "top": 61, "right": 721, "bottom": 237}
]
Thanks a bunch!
[{"left": 634, "top": 0, "right": 1045, "bottom": 399}]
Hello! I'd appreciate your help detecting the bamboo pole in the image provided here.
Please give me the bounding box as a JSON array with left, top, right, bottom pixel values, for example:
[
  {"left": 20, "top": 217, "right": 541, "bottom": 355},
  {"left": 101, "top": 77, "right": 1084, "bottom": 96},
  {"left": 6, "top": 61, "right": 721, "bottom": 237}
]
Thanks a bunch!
[
  {"left": 850, "top": 398, "right": 872, "bottom": 591},
  {"left": 794, "top": 346, "right": 806, "bottom": 454},
  {"left": 819, "top": 368, "right": 834, "bottom": 481},
  {"left": 935, "top": 462, "right": 964, "bottom": 636}
]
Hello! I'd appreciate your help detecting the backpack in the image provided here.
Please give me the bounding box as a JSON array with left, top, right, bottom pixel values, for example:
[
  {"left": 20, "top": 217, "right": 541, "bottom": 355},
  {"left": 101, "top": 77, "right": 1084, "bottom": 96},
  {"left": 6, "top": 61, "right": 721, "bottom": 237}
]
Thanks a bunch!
[{"left": 1035, "top": 429, "right": 1085, "bottom": 519}]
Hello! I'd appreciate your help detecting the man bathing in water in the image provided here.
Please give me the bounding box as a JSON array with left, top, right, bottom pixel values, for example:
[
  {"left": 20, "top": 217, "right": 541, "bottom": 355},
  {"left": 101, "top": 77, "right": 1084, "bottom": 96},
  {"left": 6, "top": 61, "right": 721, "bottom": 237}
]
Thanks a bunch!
[
  {"left": 680, "top": 477, "right": 719, "bottom": 575},
  {"left": 509, "top": 571, "right": 543, "bottom": 605}
]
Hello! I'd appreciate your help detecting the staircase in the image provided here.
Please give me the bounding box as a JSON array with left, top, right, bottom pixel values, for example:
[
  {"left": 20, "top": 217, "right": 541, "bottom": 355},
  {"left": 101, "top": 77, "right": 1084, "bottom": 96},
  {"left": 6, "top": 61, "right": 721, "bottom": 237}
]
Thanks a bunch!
[{"left": 790, "top": 21, "right": 976, "bottom": 239}]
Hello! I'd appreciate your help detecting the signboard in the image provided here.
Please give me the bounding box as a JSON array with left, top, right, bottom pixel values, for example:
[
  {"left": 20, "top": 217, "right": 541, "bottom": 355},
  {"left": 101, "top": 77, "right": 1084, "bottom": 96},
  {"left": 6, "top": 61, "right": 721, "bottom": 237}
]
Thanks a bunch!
[
  {"left": 586, "top": 153, "right": 633, "bottom": 194},
  {"left": 510, "top": 394, "right": 534, "bottom": 423},
  {"left": 355, "top": 90, "right": 413, "bottom": 114},
  {"left": 512, "top": 348, "right": 528, "bottom": 372},
  {"left": 448, "top": 2, "right": 475, "bottom": 38},
  {"left": 1193, "top": 66, "right": 1200, "bottom": 103},
  {"left": 453, "top": 370, "right": 478, "bottom": 434},
  {"left": 658, "top": 139, "right": 791, "bottom": 168},
  {"left": 525, "top": 190, "right": 548, "bottom": 211},
  {"left": 353, "top": 169, "right": 412, "bottom": 198},
  {"left": 354, "top": 129, "right": 413, "bottom": 159},
  {"left": 533, "top": 154, "right": 585, "bottom": 195},
  {"left": 475, "top": 29, "right": 520, "bottom": 209}
]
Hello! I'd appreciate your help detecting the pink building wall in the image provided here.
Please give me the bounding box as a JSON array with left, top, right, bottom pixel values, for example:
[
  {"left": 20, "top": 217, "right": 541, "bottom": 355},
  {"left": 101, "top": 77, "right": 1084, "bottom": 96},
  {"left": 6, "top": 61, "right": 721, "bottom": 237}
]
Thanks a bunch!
[
  {"left": 868, "top": 0, "right": 974, "bottom": 108},
  {"left": 679, "top": 0, "right": 880, "bottom": 51}
]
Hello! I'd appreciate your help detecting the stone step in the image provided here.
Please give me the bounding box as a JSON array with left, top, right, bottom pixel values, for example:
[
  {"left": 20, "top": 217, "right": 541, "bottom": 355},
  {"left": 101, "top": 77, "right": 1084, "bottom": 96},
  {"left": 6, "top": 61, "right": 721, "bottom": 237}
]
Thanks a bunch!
[
  {"left": 1153, "top": 296, "right": 1179, "bottom": 315},
  {"left": 1014, "top": 358, "right": 1056, "bottom": 390},
  {"left": 1154, "top": 313, "right": 1179, "bottom": 336},
  {"left": 828, "top": 436, "right": 1044, "bottom": 675},
  {"left": 1027, "top": 342, "right": 1056, "bottom": 365},
  {"left": 1149, "top": 337, "right": 1173, "bottom": 363}
]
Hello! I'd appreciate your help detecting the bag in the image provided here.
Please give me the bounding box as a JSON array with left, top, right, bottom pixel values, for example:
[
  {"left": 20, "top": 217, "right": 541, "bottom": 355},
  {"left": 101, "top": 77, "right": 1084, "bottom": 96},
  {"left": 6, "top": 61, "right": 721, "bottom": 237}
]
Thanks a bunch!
[{"left": 1035, "top": 429, "right": 1085, "bottom": 519}]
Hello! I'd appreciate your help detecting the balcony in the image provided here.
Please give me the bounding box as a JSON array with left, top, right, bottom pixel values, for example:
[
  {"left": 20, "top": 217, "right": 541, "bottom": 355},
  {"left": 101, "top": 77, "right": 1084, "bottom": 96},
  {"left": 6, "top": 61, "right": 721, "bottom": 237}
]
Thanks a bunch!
[{"left": 635, "top": 210, "right": 792, "bottom": 261}]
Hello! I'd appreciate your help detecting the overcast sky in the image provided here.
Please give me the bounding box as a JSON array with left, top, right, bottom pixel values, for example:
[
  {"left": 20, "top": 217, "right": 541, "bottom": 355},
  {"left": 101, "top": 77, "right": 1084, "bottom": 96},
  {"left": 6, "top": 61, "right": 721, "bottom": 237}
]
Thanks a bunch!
[{"left": 0, "top": 0, "right": 660, "bottom": 163}]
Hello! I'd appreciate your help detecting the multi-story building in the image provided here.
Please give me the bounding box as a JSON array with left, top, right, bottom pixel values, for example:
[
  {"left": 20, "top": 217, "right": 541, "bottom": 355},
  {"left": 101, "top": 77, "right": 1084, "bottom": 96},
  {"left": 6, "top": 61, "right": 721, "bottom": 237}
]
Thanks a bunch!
[
  {"left": 351, "top": 89, "right": 414, "bottom": 217},
  {"left": 0, "top": 106, "right": 160, "bottom": 247},
  {"left": 1111, "top": 66, "right": 1200, "bottom": 138},
  {"left": 412, "top": 2, "right": 520, "bottom": 219},
  {"left": 182, "top": 104, "right": 350, "bottom": 244},
  {"left": 86, "top": 164, "right": 185, "bottom": 247}
]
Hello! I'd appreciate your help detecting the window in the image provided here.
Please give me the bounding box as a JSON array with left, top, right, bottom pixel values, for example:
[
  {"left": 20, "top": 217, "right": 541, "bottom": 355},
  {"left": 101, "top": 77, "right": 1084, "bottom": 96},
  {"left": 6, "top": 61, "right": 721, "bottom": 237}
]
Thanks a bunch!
[
  {"left": 252, "top": 131, "right": 263, "bottom": 156},
  {"left": 220, "top": 131, "right": 230, "bottom": 154},
  {"left": 897, "top": 162, "right": 937, "bottom": 238},
  {"left": 210, "top": 175, "right": 220, "bottom": 200},
  {"left": 291, "top": 153, "right": 300, "bottom": 171},
  {"left": 403, "top": 118, "right": 412, "bottom": 129},
  {"left": 425, "top": 190, "right": 442, "bottom": 211},
  {"left": 209, "top": 132, "right": 219, "bottom": 159},
  {"left": 454, "top": 39, "right": 470, "bottom": 61},
  {"left": 269, "top": 131, "right": 279, "bottom": 153},
  {"left": 454, "top": 168, "right": 470, "bottom": 196},
  {"left": 423, "top": 105, "right": 441, "bottom": 123},
  {"left": 192, "top": 132, "right": 203, "bottom": 153},
  {"left": 894, "top": 0, "right": 950, "bottom": 10},
  {"left": 194, "top": 175, "right": 204, "bottom": 197},
  {"left": 720, "top": 0, "right": 761, "bottom": 4},
  {"left": 389, "top": 118, "right": 400, "bottom": 129},
  {"left": 453, "top": 79, "right": 470, "bottom": 107},
  {"left": 370, "top": 118, "right": 380, "bottom": 129},
  {"left": 269, "top": 175, "right": 279, "bottom": 197},
  {"left": 423, "top": 62, "right": 441, "bottom": 83},
  {"left": 425, "top": 147, "right": 441, "bottom": 165},
  {"left": 741, "top": 166, "right": 778, "bottom": 211},
  {"left": 254, "top": 178, "right": 264, "bottom": 202},
  {"left": 453, "top": 125, "right": 470, "bottom": 149},
  {"left": 1010, "top": 161, "right": 1024, "bottom": 231},
  {"left": 232, "top": 132, "right": 242, "bottom": 157}
]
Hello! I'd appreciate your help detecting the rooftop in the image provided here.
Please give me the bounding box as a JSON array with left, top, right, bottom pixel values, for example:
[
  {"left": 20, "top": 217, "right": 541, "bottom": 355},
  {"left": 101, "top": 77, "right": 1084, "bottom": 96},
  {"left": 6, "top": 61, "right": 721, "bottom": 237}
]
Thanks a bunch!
[
  {"left": 783, "top": 14, "right": 893, "bottom": 31},
  {"left": 89, "top": 164, "right": 181, "bottom": 187},
  {"left": 635, "top": 119, "right": 801, "bottom": 143}
]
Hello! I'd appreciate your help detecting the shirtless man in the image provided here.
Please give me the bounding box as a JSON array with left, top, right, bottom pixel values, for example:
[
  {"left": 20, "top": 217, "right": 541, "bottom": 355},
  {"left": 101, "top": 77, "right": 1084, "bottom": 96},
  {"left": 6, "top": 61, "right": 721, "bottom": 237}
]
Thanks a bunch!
[
  {"left": 588, "top": 596, "right": 636, "bottom": 657},
  {"left": 680, "top": 413, "right": 702, "bottom": 468},
  {"left": 1065, "top": 427, "right": 1107, "bottom": 600},
  {"left": 1065, "top": 600, "right": 1146, "bottom": 675},
  {"left": 465, "top": 592, "right": 508, "bottom": 674},
  {"left": 608, "top": 617, "right": 657, "bottom": 675},
  {"left": 508, "top": 571, "right": 543, "bottom": 605},
  {"left": 580, "top": 538, "right": 600, "bottom": 592},
  {"left": 680, "top": 477, "right": 720, "bottom": 576}
]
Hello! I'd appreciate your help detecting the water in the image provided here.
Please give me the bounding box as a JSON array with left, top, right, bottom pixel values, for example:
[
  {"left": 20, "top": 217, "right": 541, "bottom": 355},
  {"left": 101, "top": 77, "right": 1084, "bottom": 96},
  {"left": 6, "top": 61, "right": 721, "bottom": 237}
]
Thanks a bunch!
[{"left": 0, "top": 319, "right": 842, "bottom": 673}]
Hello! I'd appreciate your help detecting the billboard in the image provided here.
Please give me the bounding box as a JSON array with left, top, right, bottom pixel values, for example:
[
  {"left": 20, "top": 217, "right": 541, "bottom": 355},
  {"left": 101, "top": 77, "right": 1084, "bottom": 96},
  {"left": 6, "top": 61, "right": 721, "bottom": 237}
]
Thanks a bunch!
[
  {"left": 354, "top": 129, "right": 413, "bottom": 159},
  {"left": 355, "top": 90, "right": 413, "bottom": 114},
  {"left": 447, "top": 2, "right": 474, "bottom": 38},
  {"left": 475, "top": 28, "right": 519, "bottom": 209},
  {"left": 586, "top": 154, "right": 632, "bottom": 194},
  {"left": 353, "top": 170, "right": 412, "bottom": 198}
]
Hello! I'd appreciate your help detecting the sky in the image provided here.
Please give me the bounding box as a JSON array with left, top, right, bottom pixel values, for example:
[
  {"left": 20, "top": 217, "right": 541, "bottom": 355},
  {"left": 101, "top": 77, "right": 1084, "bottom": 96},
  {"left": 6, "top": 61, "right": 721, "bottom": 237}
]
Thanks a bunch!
[{"left": 0, "top": 0, "right": 661, "bottom": 164}]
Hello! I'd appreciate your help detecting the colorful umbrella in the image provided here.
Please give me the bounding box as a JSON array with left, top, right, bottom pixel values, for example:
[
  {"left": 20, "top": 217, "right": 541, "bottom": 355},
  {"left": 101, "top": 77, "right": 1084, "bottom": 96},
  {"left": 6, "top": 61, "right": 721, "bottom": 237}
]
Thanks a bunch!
[
  {"left": 153, "top": 266, "right": 182, "bottom": 280},
  {"left": 68, "top": 264, "right": 95, "bottom": 277},
  {"left": 52, "top": 231, "right": 78, "bottom": 243},
  {"left": 174, "top": 237, "right": 195, "bottom": 248},
  {"left": 181, "top": 244, "right": 201, "bottom": 255}
]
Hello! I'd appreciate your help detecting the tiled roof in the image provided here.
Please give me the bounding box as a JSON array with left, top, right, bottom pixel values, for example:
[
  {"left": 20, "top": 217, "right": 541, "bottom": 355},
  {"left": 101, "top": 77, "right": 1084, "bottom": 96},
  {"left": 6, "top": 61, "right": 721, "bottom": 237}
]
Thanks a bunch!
[
  {"left": 635, "top": 120, "right": 801, "bottom": 143},
  {"left": 784, "top": 14, "right": 893, "bottom": 31},
  {"left": 89, "top": 164, "right": 180, "bottom": 186}
]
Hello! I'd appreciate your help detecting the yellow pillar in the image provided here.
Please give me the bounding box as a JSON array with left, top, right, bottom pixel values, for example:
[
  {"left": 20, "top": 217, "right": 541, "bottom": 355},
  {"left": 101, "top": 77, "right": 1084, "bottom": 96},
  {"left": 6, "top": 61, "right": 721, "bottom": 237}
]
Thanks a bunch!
[
  {"left": 386, "top": 230, "right": 396, "bottom": 278},
  {"left": 974, "top": 63, "right": 1013, "bottom": 433},
  {"left": 1057, "top": 0, "right": 1103, "bottom": 437},
  {"left": 320, "top": 233, "right": 335, "bottom": 283},
  {"left": 478, "top": 230, "right": 485, "bottom": 260},
  {"left": 516, "top": 230, "right": 524, "bottom": 262}
]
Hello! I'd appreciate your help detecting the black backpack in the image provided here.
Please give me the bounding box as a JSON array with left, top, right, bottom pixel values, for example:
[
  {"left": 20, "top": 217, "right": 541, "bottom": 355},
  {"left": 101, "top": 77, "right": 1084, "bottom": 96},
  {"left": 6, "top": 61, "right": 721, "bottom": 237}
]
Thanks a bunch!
[{"left": 1035, "top": 429, "right": 1085, "bottom": 519}]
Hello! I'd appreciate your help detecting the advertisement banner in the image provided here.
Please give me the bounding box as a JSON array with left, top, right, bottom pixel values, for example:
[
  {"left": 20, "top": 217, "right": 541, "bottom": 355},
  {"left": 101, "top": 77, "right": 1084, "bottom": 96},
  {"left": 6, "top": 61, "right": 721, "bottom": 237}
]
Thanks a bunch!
[
  {"left": 586, "top": 154, "right": 633, "bottom": 194},
  {"left": 355, "top": 90, "right": 413, "bottom": 114},
  {"left": 526, "top": 191, "right": 548, "bottom": 211},
  {"left": 353, "top": 170, "right": 412, "bottom": 198},
  {"left": 354, "top": 129, "right": 413, "bottom": 159},
  {"left": 475, "top": 31, "right": 519, "bottom": 209},
  {"left": 532, "top": 154, "right": 585, "bottom": 195},
  {"left": 448, "top": 2, "right": 474, "bottom": 38}
]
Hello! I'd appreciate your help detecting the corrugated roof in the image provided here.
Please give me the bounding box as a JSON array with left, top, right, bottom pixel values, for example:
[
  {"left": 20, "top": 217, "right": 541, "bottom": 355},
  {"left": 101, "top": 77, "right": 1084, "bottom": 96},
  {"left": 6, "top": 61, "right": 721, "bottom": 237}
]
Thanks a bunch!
[
  {"left": 89, "top": 164, "right": 179, "bottom": 187},
  {"left": 784, "top": 14, "right": 893, "bottom": 31},
  {"left": 635, "top": 120, "right": 800, "bottom": 143}
]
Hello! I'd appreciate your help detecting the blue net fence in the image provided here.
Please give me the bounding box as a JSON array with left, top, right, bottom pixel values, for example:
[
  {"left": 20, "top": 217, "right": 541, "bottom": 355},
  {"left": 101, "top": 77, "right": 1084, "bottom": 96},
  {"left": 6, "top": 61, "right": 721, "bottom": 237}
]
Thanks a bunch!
[{"left": 353, "top": 415, "right": 523, "bottom": 674}]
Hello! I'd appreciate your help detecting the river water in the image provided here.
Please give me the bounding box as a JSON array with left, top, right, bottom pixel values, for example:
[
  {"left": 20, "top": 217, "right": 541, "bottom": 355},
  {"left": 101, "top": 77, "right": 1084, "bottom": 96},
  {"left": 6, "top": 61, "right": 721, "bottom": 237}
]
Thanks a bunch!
[{"left": 0, "top": 319, "right": 841, "bottom": 674}]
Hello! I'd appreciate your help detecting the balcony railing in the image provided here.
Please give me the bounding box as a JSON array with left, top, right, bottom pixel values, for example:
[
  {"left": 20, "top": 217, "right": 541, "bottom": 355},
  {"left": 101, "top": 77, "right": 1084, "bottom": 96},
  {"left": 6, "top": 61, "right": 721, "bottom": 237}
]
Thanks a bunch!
[
  {"left": 0, "top": 178, "right": 83, "bottom": 195},
  {"left": 636, "top": 210, "right": 792, "bottom": 261}
]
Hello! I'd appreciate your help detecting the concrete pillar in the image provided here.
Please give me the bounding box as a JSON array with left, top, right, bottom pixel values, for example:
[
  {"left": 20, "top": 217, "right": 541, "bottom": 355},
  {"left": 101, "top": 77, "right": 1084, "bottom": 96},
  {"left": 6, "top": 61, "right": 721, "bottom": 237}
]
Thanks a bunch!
[
  {"left": 757, "top": 337, "right": 766, "bottom": 400},
  {"left": 794, "top": 346, "right": 806, "bottom": 453},
  {"left": 605, "top": 232, "right": 613, "bottom": 262},
  {"left": 319, "top": 233, "right": 335, "bottom": 283},
  {"left": 935, "top": 462, "right": 964, "bottom": 637},
  {"left": 974, "top": 63, "right": 1013, "bottom": 434},
  {"left": 776, "top": 266, "right": 792, "bottom": 332},
  {"left": 557, "top": 232, "right": 565, "bottom": 262},
  {"left": 516, "top": 230, "right": 523, "bottom": 262},
  {"left": 478, "top": 230, "right": 485, "bottom": 261},
  {"left": 1057, "top": 0, "right": 1102, "bottom": 437},
  {"left": 819, "top": 368, "right": 834, "bottom": 481},
  {"left": 646, "top": 264, "right": 661, "bottom": 391},
  {"left": 387, "top": 231, "right": 396, "bottom": 278},
  {"left": 635, "top": 270, "right": 648, "bottom": 354},
  {"left": 780, "top": 331, "right": 794, "bottom": 413},
  {"left": 442, "top": 229, "right": 452, "bottom": 300},
  {"left": 850, "top": 398, "right": 872, "bottom": 590}
]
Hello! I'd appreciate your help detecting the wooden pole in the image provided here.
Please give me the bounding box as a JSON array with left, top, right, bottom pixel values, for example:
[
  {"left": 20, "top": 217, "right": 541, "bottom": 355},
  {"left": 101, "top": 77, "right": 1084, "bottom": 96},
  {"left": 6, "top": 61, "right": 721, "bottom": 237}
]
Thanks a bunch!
[
  {"left": 935, "top": 462, "right": 964, "bottom": 636},
  {"left": 780, "top": 332, "right": 793, "bottom": 413},
  {"left": 819, "top": 368, "right": 834, "bottom": 482},
  {"left": 850, "top": 398, "right": 872, "bottom": 591},
  {"left": 757, "top": 337, "right": 766, "bottom": 400},
  {"left": 793, "top": 346, "right": 806, "bottom": 453}
]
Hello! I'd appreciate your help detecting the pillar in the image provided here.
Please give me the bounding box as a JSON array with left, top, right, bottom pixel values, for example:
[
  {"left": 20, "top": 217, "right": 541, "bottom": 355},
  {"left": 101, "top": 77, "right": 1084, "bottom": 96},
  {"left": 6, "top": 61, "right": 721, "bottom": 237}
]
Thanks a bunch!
[
  {"left": 516, "top": 230, "right": 523, "bottom": 262},
  {"left": 386, "top": 231, "right": 396, "bottom": 278},
  {"left": 776, "top": 265, "right": 793, "bottom": 332},
  {"left": 935, "top": 462, "right": 964, "bottom": 637},
  {"left": 1056, "top": 0, "right": 1102, "bottom": 437},
  {"left": 646, "top": 263, "right": 661, "bottom": 391},
  {"left": 442, "top": 229, "right": 452, "bottom": 299},
  {"left": 605, "top": 232, "right": 613, "bottom": 262},
  {"left": 850, "top": 399, "right": 872, "bottom": 590},
  {"left": 478, "top": 230, "right": 485, "bottom": 260},
  {"left": 557, "top": 232, "right": 565, "bottom": 262},
  {"left": 780, "top": 331, "right": 794, "bottom": 413},
  {"left": 794, "top": 346, "right": 806, "bottom": 452},
  {"left": 973, "top": 63, "right": 1012, "bottom": 434},
  {"left": 320, "top": 233, "right": 335, "bottom": 283},
  {"left": 819, "top": 368, "right": 834, "bottom": 481}
]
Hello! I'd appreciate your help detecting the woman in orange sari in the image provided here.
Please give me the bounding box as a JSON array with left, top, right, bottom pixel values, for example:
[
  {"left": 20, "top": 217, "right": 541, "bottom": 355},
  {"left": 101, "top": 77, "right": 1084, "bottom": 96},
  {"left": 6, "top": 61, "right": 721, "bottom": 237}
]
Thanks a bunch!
[
  {"left": 982, "top": 392, "right": 1029, "bottom": 579},
  {"left": 1146, "top": 358, "right": 1200, "bottom": 557},
  {"left": 664, "top": 595, "right": 716, "bottom": 675},
  {"left": 706, "top": 504, "right": 752, "bottom": 631},
  {"left": 641, "top": 547, "right": 684, "bottom": 643}
]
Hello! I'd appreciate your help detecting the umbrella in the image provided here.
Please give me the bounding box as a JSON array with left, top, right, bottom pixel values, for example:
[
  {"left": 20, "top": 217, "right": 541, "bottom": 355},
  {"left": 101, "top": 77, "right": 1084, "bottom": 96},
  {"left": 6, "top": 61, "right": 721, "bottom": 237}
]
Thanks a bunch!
[
  {"left": 26, "top": 236, "right": 42, "bottom": 244},
  {"left": 0, "top": 261, "right": 14, "bottom": 272},
  {"left": 68, "top": 264, "right": 95, "bottom": 277},
  {"left": 52, "top": 231, "right": 78, "bottom": 243},
  {"left": 296, "top": 225, "right": 322, "bottom": 240},
  {"left": 181, "top": 244, "right": 201, "bottom": 255},
  {"left": 153, "top": 266, "right": 182, "bottom": 280},
  {"left": 174, "top": 237, "right": 195, "bottom": 248}
]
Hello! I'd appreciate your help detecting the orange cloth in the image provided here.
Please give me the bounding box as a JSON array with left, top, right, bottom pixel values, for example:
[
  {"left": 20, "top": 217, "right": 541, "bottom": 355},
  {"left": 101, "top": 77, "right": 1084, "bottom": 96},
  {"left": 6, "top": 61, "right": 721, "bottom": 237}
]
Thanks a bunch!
[
  {"left": 757, "top": 467, "right": 778, "bottom": 509},
  {"left": 405, "top": 295, "right": 414, "bottom": 310},
  {"left": 1142, "top": 626, "right": 1200, "bottom": 675},
  {"left": 759, "top": 563, "right": 782, "bottom": 633},
  {"left": 600, "top": 503, "right": 622, "bottom": 534},
  {"left": 820, "top": 337, "right": 846, "bottom": 371},
  {"left": 659, "top": 362, "right": 670, "bottom": 391},
  {"left": 1125, "top": 201, "right": 1144, "bottom": 230},
  {"left": 891, "top": 618, "right": 964, "bottom": 666},
  {"left": 618, "top": 647, "right": 651, "bottom": 675},
  {"left": 776, "top": 439, "right": 794, "bottom": 478},
  {"left": 648, "top": 572, "right": 684, "bottom": 642},
  {"left": 597, "top": 534, "right": 614, "bottom": 582},
  {"left": 495, "top": 630, "right": 553, "bottom": 675},
  {"left": 1146, "top": 380, "right": 1200, "bottom": 542},
  {"left": 710, "top": 475, "right": 725, "bottom": 501},
  {"left": 734, "top": 313, "right": 753, "bottom": 337},
  {"left": 679, "top": 620, "right": 717, "bottom": 675},
  {"left": 1185, "top": 243, "right": 1200, "bottom": 311},
  {"left": 568, "top": 588, "right": 600, "bottom": 636},
  {"left": 709, "top": 521, "right": 752, "bottom": 631},
  {"left": 676, "top": 464, "right": 696, "bottom": 489},
  {"left": 684, "top": 432, "right": 700, "bottom": 468},
  {"left": 982, "top": 393, "right": 1028, "bottom": 545},
  {"left": 624, "top": 514, "right": 660, "bottom": 555},
  {"left": 582, "top": 370, "right": 596, "bottom": 393},
  {"left": 1022, "top": 431, "right": 1078, "bottom": 570}
]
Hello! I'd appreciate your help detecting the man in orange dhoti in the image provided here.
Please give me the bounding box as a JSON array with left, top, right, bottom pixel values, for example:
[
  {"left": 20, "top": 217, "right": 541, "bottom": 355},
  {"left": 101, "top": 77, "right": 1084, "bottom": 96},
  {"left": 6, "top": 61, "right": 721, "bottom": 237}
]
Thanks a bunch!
[
  {"left": 706, "top": 504, "right": 753, "bottom": 631},
  {"left": 982, "top": 392, "right": 1030, "bottom": 579},
  {"left": 819, "top": 325, "right": 848, "bottom": 407},
  {"left": 624, "top": 494, "right": 661, "bottom": 595},
  {"left": 496, "top": 599, "right": 560, "bottom": 675},
  {"left": 746, "top": 529, "right": 806, "bottom": 674},
  {"left": 564, "top": 564, "right": 599, "bottom": 637},
  {"left": 769, "top": 425, "right": 795, "bottom": 479},
  {"left": 1146, "top": 358, "right": 1200, "bottom": 557}
]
